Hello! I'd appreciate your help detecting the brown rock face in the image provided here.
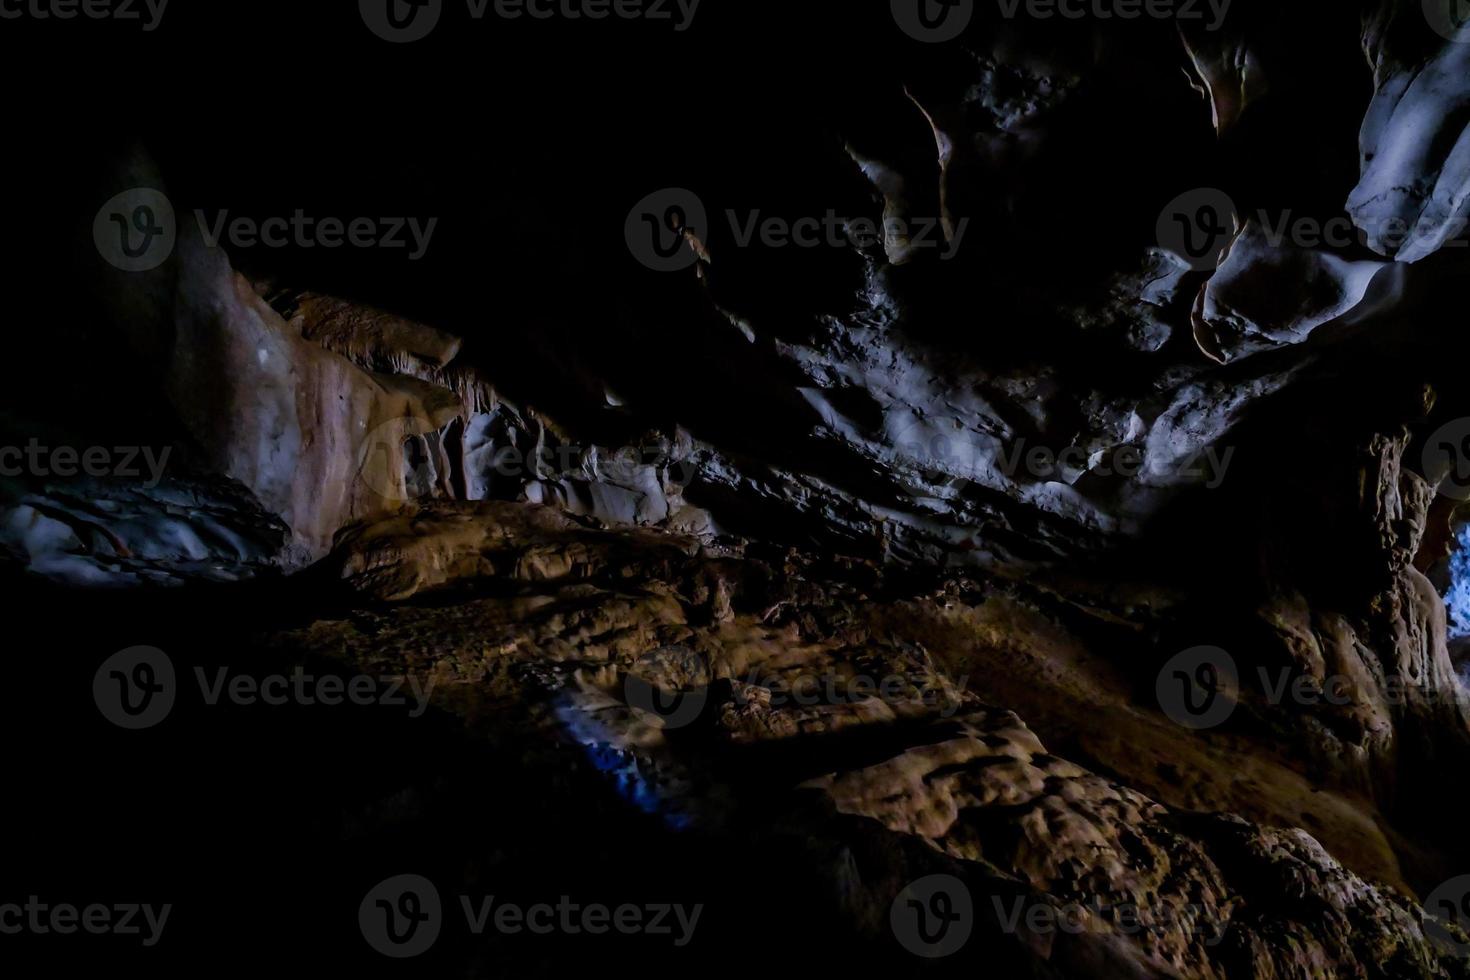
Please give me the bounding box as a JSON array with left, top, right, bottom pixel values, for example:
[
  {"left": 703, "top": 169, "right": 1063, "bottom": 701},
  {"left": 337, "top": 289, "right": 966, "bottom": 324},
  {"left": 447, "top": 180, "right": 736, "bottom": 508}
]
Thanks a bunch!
[
  {"left": 263, "top": 499, "right": 1470, "bottom": 976},
  {"left": 160, "top": 237, "right": 470, "bottom": 561}
]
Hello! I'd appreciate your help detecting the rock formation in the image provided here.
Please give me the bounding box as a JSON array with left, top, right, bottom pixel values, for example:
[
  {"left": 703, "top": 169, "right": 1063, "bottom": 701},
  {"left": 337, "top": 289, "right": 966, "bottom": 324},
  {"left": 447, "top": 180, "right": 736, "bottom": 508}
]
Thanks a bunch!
[{"left": 11, "top": 0, "right": 1470, "bottom": 974}]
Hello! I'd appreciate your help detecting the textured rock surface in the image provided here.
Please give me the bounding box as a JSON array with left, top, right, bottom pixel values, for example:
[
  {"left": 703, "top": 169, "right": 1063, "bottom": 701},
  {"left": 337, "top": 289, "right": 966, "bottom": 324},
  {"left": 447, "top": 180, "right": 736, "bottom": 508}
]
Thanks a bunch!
[
  {"left": 809, "top": 715, "right": 1454, "bottom": 979},
  {"left": 15, "top": 0, "right": 1470, "bottom": 973},
  {"left": 1190, "top": 222, "right": 1399, "bottom": 364},
  {"left": 0, "top": 475, "right": 286, "bottom": 586},
  {"left": 266, "top": 500, "right": 1470, "bottom": 975},
  {"left": 1352, "top": 0, "right": 1470, "bottom": 263}
]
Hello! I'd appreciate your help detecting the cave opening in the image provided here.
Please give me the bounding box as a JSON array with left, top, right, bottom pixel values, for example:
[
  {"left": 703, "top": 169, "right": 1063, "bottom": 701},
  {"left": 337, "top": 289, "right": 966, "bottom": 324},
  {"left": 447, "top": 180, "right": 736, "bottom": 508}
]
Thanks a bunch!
[{"left": 1442, "top": 520, "right": 1470, "bottom": 680}]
